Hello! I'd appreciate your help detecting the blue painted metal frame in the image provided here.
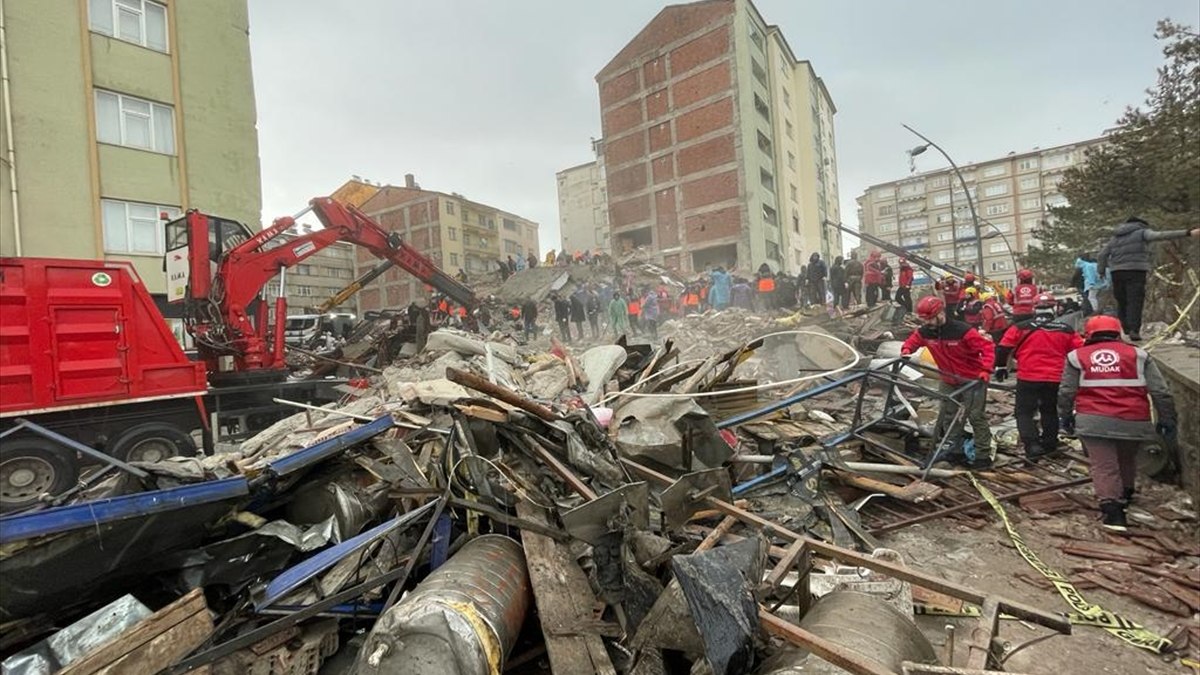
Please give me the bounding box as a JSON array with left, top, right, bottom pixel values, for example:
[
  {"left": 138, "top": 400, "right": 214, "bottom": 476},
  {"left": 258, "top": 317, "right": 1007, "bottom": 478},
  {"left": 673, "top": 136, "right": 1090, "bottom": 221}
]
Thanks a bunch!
[
  {"left": 0, "top": 477, "right": 250, "bottom": 544},
  {"left": 266, "top": 415, "right": 395, "bottom": 477},
  {"left": 715, "top": 371, "right": 866, "bottom": 430},
  {"left": 253, "top": 498, "right": 437, "bottom": 610}
]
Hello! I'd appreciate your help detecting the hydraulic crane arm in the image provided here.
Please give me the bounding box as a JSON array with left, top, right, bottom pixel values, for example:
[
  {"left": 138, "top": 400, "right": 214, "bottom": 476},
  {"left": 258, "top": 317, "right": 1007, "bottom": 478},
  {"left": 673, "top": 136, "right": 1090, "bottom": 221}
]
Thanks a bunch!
[
  {"left": 318, "top": 260, "right": 396, "bottom": 314},
  {"left": 178, "top": 197, "right": 475, "bottom": 372}
]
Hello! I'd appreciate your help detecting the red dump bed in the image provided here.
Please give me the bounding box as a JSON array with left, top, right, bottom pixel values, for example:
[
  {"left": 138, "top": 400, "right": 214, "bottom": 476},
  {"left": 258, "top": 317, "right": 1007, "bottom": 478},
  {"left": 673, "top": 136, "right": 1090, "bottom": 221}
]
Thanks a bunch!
[{"left": 0, "top": 258, "right": 207, "bottom": 416}]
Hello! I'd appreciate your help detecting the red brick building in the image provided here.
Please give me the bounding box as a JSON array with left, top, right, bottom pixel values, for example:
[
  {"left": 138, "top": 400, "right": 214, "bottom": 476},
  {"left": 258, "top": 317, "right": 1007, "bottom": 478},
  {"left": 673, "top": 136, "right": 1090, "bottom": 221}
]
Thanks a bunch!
[{"left": 596, "top": 0, "right": 842, "bottom": 275}]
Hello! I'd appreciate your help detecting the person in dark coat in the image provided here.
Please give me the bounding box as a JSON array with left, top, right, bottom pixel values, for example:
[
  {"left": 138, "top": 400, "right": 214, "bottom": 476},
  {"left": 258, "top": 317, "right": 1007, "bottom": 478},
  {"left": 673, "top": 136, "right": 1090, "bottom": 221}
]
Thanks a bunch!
[
  {"left": 807, "top": 253, "right": 828, "bottom": 306},
  {"left": 569, "top": 291, "right": 587, "bottom": 340},
  {"left": 830, "top": 256, "right": 847, "bottom": 309},
  {"left": 1096, "top": 217, "right": 1198, "bottom": 340},
  {"left": 585, "top": 289, "right": 602, "bottom": 338},
  {"left": 520, "top": 298, "right": 538, "bottom": 340},
  {"left": 844, "top": 253, "right": 864, "bottom": 306},
  {"left": 551, "top": 293, "right": 572, "bottom": 342}
]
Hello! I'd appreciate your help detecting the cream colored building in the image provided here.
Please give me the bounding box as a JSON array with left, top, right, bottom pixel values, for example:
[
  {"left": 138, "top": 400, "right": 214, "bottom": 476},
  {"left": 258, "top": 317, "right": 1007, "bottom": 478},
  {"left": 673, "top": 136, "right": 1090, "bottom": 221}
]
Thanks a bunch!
[
  {"left": 263, "top": 228, "right": 357, "bottom": 314},
  {"left": 0, "top": 0, "right": 262, "bottom": 300},
  {"left": 596, "top": 0, "right": 840, "bottom": 275},
  {"left": 856, "top": 137, "right": 1106, "bottom": 286},
  {"left": 556, "top": 152, "right": 610, "bottom": 255}
]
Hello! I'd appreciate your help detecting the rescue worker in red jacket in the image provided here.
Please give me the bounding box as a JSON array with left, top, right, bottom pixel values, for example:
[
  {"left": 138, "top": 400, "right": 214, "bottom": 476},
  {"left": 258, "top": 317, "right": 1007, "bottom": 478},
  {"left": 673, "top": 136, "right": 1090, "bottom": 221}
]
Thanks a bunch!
[
  {"left": 1007, "top": 268, "right": 1039, "bottom": 323},
  {"left": 863, "top": 251, "right": 885, "bottom": 307},
  {"left": 1058, "top": 315, "right": 1177, "bottom": 531},
  {"left": 963, "top": 272, "right": 978, "bottom": 294},
  {"left": 895, "top": 258, "right": 914, "bottom": 312},
  {"left": 995, "top": 294, "right": 1084, "bottom": 460},
  {"left": 934, "top": 274, "right": 963, "bottom": 320},
  {"left": 979, "top": 291, "right": 1009, "bottom": 343},
  {"left": 901, "top": 296, "right": 995, "bottom": 467},
  {"left": 960, "top": 286, "right": 984, "bottom": 329}
]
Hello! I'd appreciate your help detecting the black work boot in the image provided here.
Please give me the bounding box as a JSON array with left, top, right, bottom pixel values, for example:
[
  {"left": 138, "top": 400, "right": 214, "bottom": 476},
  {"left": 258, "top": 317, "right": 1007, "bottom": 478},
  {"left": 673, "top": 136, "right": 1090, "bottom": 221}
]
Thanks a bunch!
[
  {"left": 1025, "top": 442, "right": 1056, "bottom": 461},
  {"left": 1100, "top": 500, "right": 1129, "bottom": 532}
]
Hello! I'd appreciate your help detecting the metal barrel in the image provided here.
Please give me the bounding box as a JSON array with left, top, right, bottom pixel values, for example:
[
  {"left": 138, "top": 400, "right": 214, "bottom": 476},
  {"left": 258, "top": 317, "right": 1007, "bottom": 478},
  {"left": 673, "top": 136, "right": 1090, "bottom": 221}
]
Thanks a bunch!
[
  {"left": 355, "top": 534, "right": 531, "bottom": 675},
  {"left": 760, "top": 590, "right": 939, "bottom": 674}
]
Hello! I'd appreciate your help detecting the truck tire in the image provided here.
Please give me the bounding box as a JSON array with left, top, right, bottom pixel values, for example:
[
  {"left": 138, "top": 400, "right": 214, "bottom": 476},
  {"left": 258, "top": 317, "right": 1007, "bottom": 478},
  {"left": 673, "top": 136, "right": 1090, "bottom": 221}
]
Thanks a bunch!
[
  {"left": 0, "top": 439, "right": 79, "bottom": 512},
  {"left": 110, "top": 423, "right": 197, "bottom": 463}
]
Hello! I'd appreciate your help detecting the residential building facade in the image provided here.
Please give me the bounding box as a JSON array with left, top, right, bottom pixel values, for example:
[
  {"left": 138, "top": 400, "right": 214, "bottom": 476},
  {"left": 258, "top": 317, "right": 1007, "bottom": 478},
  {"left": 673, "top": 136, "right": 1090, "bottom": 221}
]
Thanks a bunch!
[
  {"left": 344, "top": 177, "right": 539, "bottom": 311},
  {"left": 0, "top": 0, "right": 261, "bottom": 300},
  {"left": 556, "top": 148, "right": 610, "bottom": 255},
  {"left": 263, "top": 228, "right": 357, "bottom": 315},
  {"left": 595, "top": 0, "right": 840, "bottom": 275},
  {"left": 855, "top": 137, "right": 1106, "bottom": 286}
]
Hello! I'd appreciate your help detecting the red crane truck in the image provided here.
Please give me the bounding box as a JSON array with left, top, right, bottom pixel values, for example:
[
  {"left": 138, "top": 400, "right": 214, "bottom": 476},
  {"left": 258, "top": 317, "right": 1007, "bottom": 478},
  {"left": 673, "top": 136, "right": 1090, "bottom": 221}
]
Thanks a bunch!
[{"left": 0, "top": 197, "right": 474, "bottom": 511}]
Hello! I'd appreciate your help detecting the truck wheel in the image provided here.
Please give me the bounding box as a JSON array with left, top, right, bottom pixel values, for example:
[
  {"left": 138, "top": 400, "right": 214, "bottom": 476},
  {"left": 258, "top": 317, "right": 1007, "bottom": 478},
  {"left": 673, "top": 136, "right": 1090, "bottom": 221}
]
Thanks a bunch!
[
  {"left": 0, "top": 439, "right": 79, "bottom": 512},
  {"left": 110, "top": 423, "right": 197, "bottom": 463}
]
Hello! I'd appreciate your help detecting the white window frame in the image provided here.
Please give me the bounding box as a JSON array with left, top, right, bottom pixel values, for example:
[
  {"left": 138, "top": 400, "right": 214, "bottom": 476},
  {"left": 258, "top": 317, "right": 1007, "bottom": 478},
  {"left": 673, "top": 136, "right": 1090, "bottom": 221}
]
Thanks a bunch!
[
  {"left": 984, "top": 203, "right": 1010, "bottom": 216},
  {"left": 989, "top": 242, "right": 1008, "bottom": 253},
  {"left": 982, "top": 165, "right": 1006, "bottom": 178},
  {"left": 101, "top": 198, "right": 179, "bottom": 255},
  {"left": 983, "top": 183, "right": 1008, "bottom": 197},
  {"left": 877, "top": 221, "right": 897, "bottom": 233},
  {"left": 1017, "top": 158, "right": 1039, "bottom": 171},
  {"left": 89, "top": 0, "right": 169, "bottom": 53},
  {"left": 95, "top": 89, "right": 175, "bottom": 154}
]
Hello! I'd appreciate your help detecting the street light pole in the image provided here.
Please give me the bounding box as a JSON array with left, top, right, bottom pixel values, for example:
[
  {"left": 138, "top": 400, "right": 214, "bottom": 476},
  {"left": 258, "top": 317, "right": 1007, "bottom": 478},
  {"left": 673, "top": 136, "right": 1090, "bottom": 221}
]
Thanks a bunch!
[{"left": 903, "top": 124, "right": 985, "bottom": 279}]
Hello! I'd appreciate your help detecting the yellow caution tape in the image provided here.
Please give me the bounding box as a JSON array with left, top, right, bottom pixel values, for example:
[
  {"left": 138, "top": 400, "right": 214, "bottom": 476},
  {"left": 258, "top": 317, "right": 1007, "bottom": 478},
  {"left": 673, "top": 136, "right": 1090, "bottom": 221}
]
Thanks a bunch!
[
  {"left": 445, "top": 599, "right": 504, "bottom": 674},
  {"left": 914, "top": 603, "right": 1107, "bottom": 627},
  {"left": 967, "top": 474, "right": 1173, "bottom": 655}
]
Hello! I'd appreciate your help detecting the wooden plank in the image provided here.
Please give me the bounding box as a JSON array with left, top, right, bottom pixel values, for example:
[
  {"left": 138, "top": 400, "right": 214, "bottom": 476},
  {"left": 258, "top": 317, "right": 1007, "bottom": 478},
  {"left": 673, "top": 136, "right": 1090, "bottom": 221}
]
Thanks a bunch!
[
  {"left": 515, "top": 501, "right": 617, "bottom": 675},
  {"left": 59, "top": 589, "right": 212, "bottom": 675},
  {"left": 965, "top": 598, "right": 1001, "bottom": 670},
  {"left": 766, "top": 539, "right": 808, "bottom": 589},
  {"left": 695, "top": 515, "right": 738, "bottom": 552}
]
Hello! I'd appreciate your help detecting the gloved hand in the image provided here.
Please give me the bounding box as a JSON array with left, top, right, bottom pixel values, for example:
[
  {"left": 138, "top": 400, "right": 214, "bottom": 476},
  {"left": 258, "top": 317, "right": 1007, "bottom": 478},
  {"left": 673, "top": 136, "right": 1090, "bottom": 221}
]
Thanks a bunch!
[
  {"left": 1060, "top": 415, "right": 1076, "bottom": 437},
  {"left": 1156, "top": 421, "right": 1177, "bottom": 439},
  {"left": 993, "top": 367, "right": 1008, "bottom": 383}
]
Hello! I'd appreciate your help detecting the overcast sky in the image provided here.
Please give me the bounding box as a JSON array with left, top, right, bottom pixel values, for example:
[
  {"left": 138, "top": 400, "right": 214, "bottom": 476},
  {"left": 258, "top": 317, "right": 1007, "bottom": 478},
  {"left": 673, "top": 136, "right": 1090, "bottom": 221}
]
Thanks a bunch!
[{"left": 248, "top": 0, "right": 1198, "bottom": 252}]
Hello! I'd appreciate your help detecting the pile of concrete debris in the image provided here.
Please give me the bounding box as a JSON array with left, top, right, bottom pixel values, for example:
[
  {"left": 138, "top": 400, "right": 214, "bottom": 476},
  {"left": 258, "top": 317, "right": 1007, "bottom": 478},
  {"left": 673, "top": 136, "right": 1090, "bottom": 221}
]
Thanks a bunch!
[{"left": 2, "top": 314, "right": 1197, "bottom": 675}]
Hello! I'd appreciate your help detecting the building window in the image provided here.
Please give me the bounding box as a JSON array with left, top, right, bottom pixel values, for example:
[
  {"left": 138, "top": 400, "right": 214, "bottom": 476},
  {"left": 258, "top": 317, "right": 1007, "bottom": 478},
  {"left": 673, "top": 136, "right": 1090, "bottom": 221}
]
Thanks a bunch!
[
  {"left": 984, "top": 203, "right": 1010, "bottom": 216},
  {"left": 792, "top": 213, "right": 800, "bottom": 233},
  {"left": 1045, "top": 194, "right": 1069, "bottom": 208},
  {"left": 789, "top": 184, "right": 798, "bottom": 203},
  {"left": 983, "top": 183, "right": 1008, "bottom": 197},
  {"left": 448, "top": 227, "right": 457, "bottom": 241},
  {"left": 101, "top": 198, "right": 179, "bottom": 254},
  {"left": 990, "top": 260, "right": 1011, "bottom": 271},
  {"left": 95, "top": 90, "right": 175, "bottom": 154},
  {"left": 937, "top": 249, "right": 953, "bottom": 261},
  {"left": 935, "top": 213, "right": 953, "bottom": 224},
  {"left": 760, "top": 168, "right": 775, "bottom": 193},
  {"left": 450, "top": 253, "right": 459, "bottom": 266},
  {"left": 877, "top": 221, "right": 897, "bottom": 233},
  {"left": 928, "top": 176, "right": 950, "bottom": 188},
  {"left": 878, "top": 204, "right": 896, "bottom": 216},
  {"left": 757, "top": 131, "right": 773, "bottom": 155},
  {"left": 1042, "top": 152, "right": 1071, "bottom": 169},
  {"left": 1020, "top": 197, "right": 1041, "bottom": 211},
  {"left": 787, "top": 152, "right": 795, "bottom": 170},
  {"left": 749, "top": 27, "right": 763, "bottom": 51},
  {"left": 782, "top": 88, "right": 791, "bottom": 109},
  {"left": 754, "top": 94, "right": 770, "bottom": 122},
  {"left": 936, "top": 231, "right": 953, "bottom": 242},
  {"left": 982, "top": 165, "right": 1006, "bottom": 178},
  {"left": 503, "top": 218, "right": 518, "bottom": 231},
  {"left": 989, "top": 242, "right": 1008, "bottom": 254},
  {"left": 762, "top": 204, "right": 778, "bottom": 226},
  {"left": 988, "top": 221, "right": 1012, "bottom": 232},
  {"left": 932, "top": 193, "right": 951, "bottom": 206},
  {"left": 89, "top": 0, "right": 168, "bottom": 52},
  {"left": 901, "top": 217, "right": 926, "bottom": 232},
  {"left": 445, "top": 201, "right": 455, "bottom": 215},
  {"left": 1018, "top": 157, "right": 1039, "bottom": 171},
  {"left": 899, "top": 183, "right": 925, "bottom": 198},
  {"left": 1019, "top": 176, "right": 1039, "bottom": 190},
  {"left": 785, "top": 120, "right": 794, "bottom": 139},
  {"left": 751, "top": 58, "right": 768, "bottom": 87},
  {"left": 765, "top": 240, "right": 781, "bottom": 261}
]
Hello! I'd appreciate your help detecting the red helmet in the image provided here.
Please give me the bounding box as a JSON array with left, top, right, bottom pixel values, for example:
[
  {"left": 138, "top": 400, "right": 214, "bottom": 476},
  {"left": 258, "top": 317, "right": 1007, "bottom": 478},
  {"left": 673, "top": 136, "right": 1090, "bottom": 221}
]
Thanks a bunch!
[
  {"left": 1017, "top": 268, "right": 1034, "bottom": 282},
  {"left": 964, "top": 272, "right": 976, "bottom": 283},
  {"left": 1035, "top": 293, "right": 1056, "bottom": 308},
  {"left": 916, "top": 296, "right": 945, "bottom": 320},
  {"left": 1084, "top": 315, "right": 1122, "bottom": 338}
]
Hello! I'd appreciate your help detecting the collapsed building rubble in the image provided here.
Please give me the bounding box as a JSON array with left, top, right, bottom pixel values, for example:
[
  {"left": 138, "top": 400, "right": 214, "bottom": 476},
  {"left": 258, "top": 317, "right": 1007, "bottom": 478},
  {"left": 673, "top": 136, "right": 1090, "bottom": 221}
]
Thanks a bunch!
[{"left": 1, "top": 301, "right": 1197, "bottom": 675}]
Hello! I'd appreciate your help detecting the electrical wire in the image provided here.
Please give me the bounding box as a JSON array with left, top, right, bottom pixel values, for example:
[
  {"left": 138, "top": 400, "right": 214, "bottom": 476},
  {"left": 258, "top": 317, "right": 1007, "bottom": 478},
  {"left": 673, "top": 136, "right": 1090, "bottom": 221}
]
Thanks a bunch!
[{"left": 599, "top": 330, "right": 861, "bottom": 402}]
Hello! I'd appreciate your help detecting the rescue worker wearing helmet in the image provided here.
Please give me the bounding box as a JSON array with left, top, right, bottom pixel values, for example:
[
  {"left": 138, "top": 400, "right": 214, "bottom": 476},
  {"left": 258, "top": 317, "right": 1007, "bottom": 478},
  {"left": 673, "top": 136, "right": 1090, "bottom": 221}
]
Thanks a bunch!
[
  {"left": 995, "top": 294, "right": 1083, "bottom": 460},
  {"left": 1007, "top": 269, "right": 1039, "bottom": 323},
  {"left": 934, "top": 273, "right": 963, "bottom": 320},
  {"left": 1058, "top": 315, "right": 1178, "bottom": 531},
  {"left": 901, "top": 295, "right": 996, "bottom": 467},
  {"left": 960, "top": 286, "right": 984, "bottom": 330}
]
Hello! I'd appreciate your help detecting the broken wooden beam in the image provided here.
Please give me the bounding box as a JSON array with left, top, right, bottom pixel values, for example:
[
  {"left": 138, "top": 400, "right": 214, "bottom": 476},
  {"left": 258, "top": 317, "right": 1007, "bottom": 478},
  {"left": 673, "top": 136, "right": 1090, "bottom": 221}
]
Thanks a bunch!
[{"left": 59, "top": 589, "right": 213, "bottom": 675}]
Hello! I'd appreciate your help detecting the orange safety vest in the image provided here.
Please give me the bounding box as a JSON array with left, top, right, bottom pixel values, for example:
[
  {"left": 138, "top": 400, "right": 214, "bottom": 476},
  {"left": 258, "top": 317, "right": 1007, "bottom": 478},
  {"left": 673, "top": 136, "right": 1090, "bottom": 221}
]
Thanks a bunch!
[
  {"left": 456, "top": 306, "right": 467, "bottom": 317},
  {"left": 684, "top": 293, "right": 699, "bottom": 306},
  {"left": 628, "top": 300, "right": 641, "bottom": 315},
  {"left": 757, "top": 277, "right": 776, "bottom": 293},
  {"left": 438, "top": 299, "right": 449, "bottom": 313},
  {"left": 510, "top": 307, "right": 521, "bottom": 318}
]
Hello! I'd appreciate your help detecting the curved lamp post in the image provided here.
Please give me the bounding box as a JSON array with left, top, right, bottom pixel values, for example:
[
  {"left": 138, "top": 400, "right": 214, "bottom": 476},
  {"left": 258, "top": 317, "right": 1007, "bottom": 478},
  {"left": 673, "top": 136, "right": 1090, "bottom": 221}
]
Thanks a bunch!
[{"left": 903, "top": 124, "right": 985, "bottom": 278}]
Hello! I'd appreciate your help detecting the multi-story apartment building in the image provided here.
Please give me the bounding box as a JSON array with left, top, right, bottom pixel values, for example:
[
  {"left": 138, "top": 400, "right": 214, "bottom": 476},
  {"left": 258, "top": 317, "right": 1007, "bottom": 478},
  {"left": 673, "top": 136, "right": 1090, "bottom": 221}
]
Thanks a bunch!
[
  {"left": 595, "top": 0, "right": 840, "bottom": 275},
  {"left": 262, "top": 229, "right": 357, "bottom": 315},
  {"left": 343, "top": 177, "right": 539, "bottom": 311},
  {"left": 856, "top": 137, "right": 1106, "bottom": 286},
  {"left": 0, "top": 0, "right": 261, "bottom": 302},
  {"left": 556, "top": 141, "right": 610, "bottom": 255}
]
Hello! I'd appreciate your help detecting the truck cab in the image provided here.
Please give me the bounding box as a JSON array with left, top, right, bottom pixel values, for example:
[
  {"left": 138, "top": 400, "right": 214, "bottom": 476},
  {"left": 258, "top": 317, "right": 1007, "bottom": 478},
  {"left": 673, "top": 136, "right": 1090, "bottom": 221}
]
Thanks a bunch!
[{"left": 284, "top": 312, "right": 356, "bottom": 347}]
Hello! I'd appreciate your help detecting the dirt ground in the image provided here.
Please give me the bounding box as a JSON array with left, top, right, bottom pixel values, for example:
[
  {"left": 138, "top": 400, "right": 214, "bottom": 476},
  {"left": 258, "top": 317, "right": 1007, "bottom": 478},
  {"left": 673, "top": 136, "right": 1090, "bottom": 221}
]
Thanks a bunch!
[{"left": 879, "top": 481, "right": 1199, "bottom": 674}]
